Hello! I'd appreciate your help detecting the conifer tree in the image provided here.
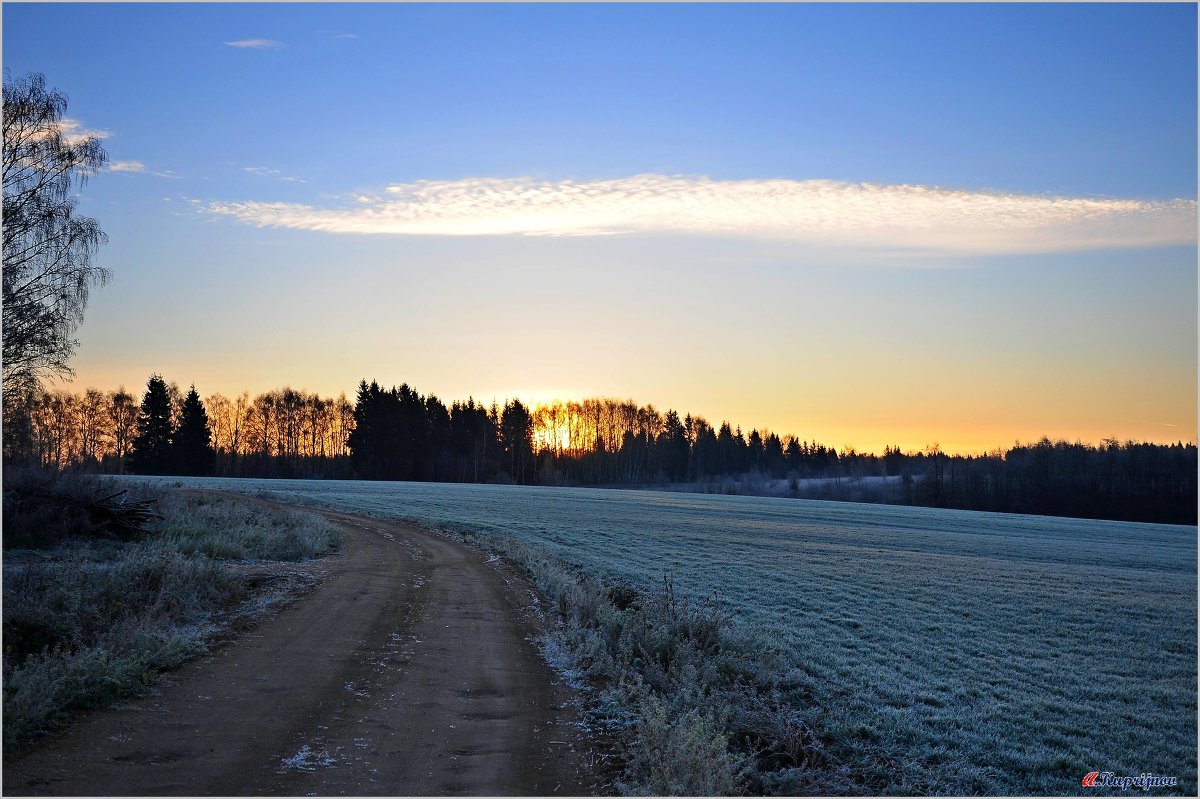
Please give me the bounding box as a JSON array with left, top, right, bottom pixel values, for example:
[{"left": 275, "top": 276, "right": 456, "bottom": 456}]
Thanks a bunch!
[
  {"left": 130, "top": 374, "right": 173, "bottom": 474},
  {"left": 173, "top": 384, "right": 214, "bottom": 476},
  {"left": 500, "top": 399, "right": 534, "bottom": 484},
  {"left": 347, "top": 379, "right": 377, "bottom": 478}
]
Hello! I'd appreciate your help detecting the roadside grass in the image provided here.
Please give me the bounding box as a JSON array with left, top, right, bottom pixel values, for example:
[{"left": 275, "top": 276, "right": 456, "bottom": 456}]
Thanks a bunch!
[
  {"left": 2, "top": 471, "right": 340, "bottom": 749},
  {"left": 447, "top": 530, "right": 919, "bottom": 796}
]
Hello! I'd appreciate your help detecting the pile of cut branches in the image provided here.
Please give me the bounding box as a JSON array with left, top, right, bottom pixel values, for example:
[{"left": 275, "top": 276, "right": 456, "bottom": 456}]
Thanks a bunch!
[
  {"left": 3, "top": 470, "right": 161, "bottom": 547},
  {"left": 37, "top": 487, "right": 162, "bottom": 540}
]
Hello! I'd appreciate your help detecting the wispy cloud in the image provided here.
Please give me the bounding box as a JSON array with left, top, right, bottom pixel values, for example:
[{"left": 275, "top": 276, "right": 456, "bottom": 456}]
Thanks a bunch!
[
  {"left": 109, "top": 160, "right": 146, "bottom": 172},
  {"left": 334, "top": 33, "right": 358, "bottom": 40},
  {"left": 55, "top": 117, "right": 110, "bottom": 145},
  {"left": 224, "top": 38, "right": 282, "bottom": 49},
  {"left": 108, "top": 160, "right": 178, "bottom": 178},
  {"left": 22, "top": 118, "right": 112, "bottom": 174},
  {"left": 204, "top": 174, "right": 1198, "bottom": 254},
  {"left": 243, "top": 166, "right": 306, "bottom": 183}
]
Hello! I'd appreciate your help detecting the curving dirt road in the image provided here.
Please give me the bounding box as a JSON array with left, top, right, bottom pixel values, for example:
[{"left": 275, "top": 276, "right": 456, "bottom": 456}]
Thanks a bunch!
[{"left": 3, "top": 506, "right": 595, "bottom": 796}]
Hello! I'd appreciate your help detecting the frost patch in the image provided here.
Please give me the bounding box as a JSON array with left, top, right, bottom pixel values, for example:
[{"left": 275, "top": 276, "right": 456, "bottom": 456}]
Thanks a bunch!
[
  {"left": 280, "top": 743, "right": 337, "bottom": 772},
  {"left": 538, "top": 634, "right": 586, "bottom": 690},
  {"left": 526, "top": 588, "right": 544, "bottom": 616}
]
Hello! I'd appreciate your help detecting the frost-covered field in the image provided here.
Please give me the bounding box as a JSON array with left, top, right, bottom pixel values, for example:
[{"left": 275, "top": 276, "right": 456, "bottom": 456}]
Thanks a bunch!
[{"left": 136, "top": 477, "right": 1196, "bottom": 794}]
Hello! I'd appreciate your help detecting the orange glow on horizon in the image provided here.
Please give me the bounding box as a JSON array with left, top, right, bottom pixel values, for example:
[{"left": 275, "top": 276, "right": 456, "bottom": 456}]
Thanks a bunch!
[{"left": 55, "top": 368, "right": 1198, "bottom": 459}]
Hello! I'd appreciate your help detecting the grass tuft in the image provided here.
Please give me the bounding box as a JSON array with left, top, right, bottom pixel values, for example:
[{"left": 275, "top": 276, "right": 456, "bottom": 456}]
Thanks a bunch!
[{"left": 154, "top": 491, "right": 340, "bottom": 561}]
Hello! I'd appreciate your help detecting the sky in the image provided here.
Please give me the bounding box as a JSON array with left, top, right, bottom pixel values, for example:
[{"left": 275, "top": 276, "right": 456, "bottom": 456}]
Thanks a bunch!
[{"left": 3, "top": 2, "right": 1196, "bottom": 454}]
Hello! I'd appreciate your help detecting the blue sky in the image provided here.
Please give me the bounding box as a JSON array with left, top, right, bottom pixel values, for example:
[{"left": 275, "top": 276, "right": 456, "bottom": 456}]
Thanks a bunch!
[
  {"left": 7, "top": 3, "right": 1195, "bottom": 193},
  {"left": 3, "top": 3, "right": 1196, "bottom": 452}
]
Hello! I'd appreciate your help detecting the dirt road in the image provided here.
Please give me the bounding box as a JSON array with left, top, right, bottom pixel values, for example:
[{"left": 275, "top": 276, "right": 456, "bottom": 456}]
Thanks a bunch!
[{"left": 3, "top": 507, "right": 595, "bottom": 796}]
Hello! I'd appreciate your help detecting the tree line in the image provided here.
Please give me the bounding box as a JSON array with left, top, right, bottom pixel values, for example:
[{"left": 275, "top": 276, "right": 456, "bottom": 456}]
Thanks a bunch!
[
  {"left": 3, "top": 377, "right": 355, "bottom": 479},
  {"left": 3, "top": 375, "right": 1194, "bottom": 524}
]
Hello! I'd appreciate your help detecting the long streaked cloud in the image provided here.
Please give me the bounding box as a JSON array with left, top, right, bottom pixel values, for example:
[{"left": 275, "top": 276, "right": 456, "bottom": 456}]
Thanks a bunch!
[
  {"left": 224, "top": 38, "right": 282, "bottom": 49},
  {"left": 204, "top": 174, "right": 1197, "bottom": 254}
]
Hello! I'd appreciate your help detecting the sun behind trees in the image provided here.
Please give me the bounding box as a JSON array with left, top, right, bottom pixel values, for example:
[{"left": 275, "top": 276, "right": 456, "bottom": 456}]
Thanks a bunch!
[{"left": 8, "top": 375, "right": 1196, "bottom": 525}]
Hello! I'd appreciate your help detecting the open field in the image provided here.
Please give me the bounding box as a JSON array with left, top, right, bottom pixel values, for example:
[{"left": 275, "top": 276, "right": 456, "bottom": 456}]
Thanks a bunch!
[{"left": 128, "top": 477, "right": 1197, "bottom": 795}]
